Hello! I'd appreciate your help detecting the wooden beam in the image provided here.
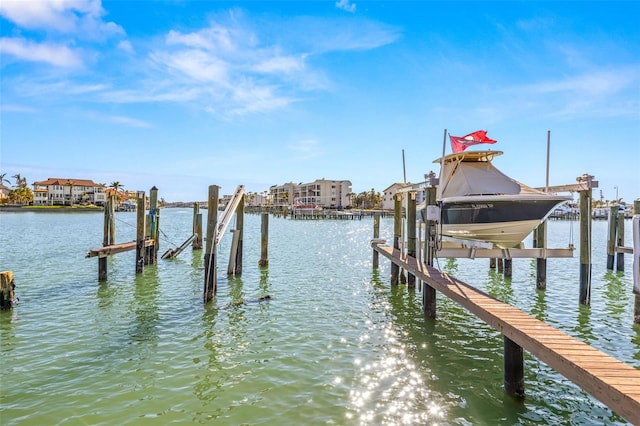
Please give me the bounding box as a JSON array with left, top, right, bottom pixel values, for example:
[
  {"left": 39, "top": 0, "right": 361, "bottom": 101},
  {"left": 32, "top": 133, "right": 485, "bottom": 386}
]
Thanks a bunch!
[{"left": 86, "top": 239, "right": 155, "bottom": 258}]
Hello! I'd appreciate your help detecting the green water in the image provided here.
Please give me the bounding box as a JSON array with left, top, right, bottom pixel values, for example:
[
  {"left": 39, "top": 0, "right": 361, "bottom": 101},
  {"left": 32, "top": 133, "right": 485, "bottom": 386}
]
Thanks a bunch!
[{"left": 0, "top": 209, "right": 638, "bottom": 425}]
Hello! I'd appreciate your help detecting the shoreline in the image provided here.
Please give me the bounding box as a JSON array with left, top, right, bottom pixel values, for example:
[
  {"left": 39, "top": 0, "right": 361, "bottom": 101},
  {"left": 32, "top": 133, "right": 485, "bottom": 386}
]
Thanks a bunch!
[{"left": 0, "top": 206, "right": 104, "bottom": 213}]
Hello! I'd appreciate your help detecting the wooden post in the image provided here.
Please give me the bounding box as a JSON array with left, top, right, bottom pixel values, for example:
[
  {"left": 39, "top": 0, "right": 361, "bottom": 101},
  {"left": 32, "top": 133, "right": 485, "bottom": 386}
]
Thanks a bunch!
[
  {"left": 193, "top": 203, "right": 203, "bottom": 250},
  {"left": 0, "top": 271, "right": 15, "bottom": 310},
  {"left": 490, "top": 258, "right": 496, "bottom": 269},
  {"left": 373, "top": 213, "right": 380, "bottom": 268},
  {"left": 258, "top": 212, "right": 269, "bottom": 267},
  {"left": 99, "top": 197, "right": 111, "bottom": 281},
  {"left": 535, "top": 222, "right": 547, "bottom": 289},
  {"left": 148, "top": 186, "right": 159, "bottom": 264},
  {"left": 504, "top": 258, "right": 513, "bottom": 278},
  {"left": 497, "top": 258, "right": 504, "bottom": 273},
  {"left": 234, "top": 194, "right": 244, "bottom": 275},
  {"left": 616, "top": 211, "right": 625, "bottom": 272},
  {"left": 227, "top": 230, "right": 241, "bottom": 275},
  {"left": 633, "top": 207, "right": 640, "bottom": 324},
  {"left": 423, "top": 185, "right": 437, "bottom": 318},
  {"left": 606, "top": 206, "right": 618, "bottom": 270},
  {"left": 504, "top": 336, "right": 525, "bottom": 399},
  {"left": 406, "top": 191, "right": 417, "bottom": 288},
  {"left": 391, "top": 193, "right": 402, "bottom": 285},
  {"left": 108, "top": 194, "right": 116, "bottom": 246},
  {"left": 579, "top": 189, "right": 592, "bottom": 305},
  {"left": 204, "top": 185, "right": 219, "bottom": 302},
  {"left": 135, "top": 191, "right": 146, "bottom": 274}
]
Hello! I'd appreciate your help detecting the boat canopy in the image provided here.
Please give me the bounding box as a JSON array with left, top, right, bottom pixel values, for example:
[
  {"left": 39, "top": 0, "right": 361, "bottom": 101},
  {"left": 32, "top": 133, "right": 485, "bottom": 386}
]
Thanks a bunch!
[{"left": 434, "top": 150, "right": 544, "bottom": 199}]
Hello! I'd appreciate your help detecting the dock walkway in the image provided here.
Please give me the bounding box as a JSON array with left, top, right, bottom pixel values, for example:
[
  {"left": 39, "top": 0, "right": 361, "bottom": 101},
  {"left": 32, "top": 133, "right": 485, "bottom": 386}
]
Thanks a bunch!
[{"left": 372, "top": 243, "right": 640, "bottom": 425}]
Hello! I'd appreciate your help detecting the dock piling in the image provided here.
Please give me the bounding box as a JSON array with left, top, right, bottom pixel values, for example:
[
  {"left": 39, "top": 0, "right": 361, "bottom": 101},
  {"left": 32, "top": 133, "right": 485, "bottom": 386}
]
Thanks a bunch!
[
  {"left": 204, "top": 185, "right": 219, "bottom": 302},
  {"left": 192, "top": 203, "right": 203, "bottom": 250},
  {"left": 373, "top": 214, "right": 380, "bottom": 268},
  {"left": 607, "top": 206, "right": 618, "bottom": 270},
  {"left": 259, "top": 213, "right": 269, "bottom": 267},
  {"left": 504, "top": 336, "right": 525, "bottom": 399},
  {"left": 535, "top": 222, "right": 547, "bottom": 289},
  {"left": 579, "top": 188, "right": 592, "bottom": 305},
  {"left": 0, "top": 271, "right": 16, "bottom": 310},
  {"left": 391, "top": 193, "right": 402, "bottom": 285},
  {"left": 135, "top": 191, "right": 146, "bottom": 274}
]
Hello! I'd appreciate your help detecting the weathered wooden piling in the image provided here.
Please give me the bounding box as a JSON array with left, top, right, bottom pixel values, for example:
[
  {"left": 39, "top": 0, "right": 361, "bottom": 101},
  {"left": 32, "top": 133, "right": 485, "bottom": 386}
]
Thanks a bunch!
[
  {"left": 373, "top": 213, "right": 380, "bottom": 268},
  {"left": 504, "top": 258, "right": 513, "bottom": 277},
  {"left": 633, "top": 205, "right": 640, "bottom": 324},
  {"left": 145, "top": 186, "right": 160, "bottom": 265},
  {"left": 535, "top": 222, "right": 547, "bottom": 289},
  {"left": 192, "top": 203, "right": 203, "bottom": 250},
  {"left": 504, "top": 336, "right": 525, "bottom": 398},
  {"left": 579, "top": 188, "right": 592, "bottom": 305},
  {"left": 0, "top": 271, "right": 16, "bottom": 310},
  {"left": 616, "top": 210, "right": 625, "bottom": 272},
  {"left": 204, "top": 185, "right": 219, "bottom": 302},
  {"left": 135, "top": 191, "right": 146, "bottom": 274},
  {"left": 406, "top": 191, "right": 417, "bottom": 288},
  {"left": 607, "top": 205, "right": 618, "bottom": 270},
  {"left": 391, "top": 193, "right": 402, "bottom": 285},
  {"left": 99, "top": 196, "right": 115, "bottom": 281},
  {"left": 258, "top": 212, "right": 269, "bottom": 267},
  {"left": 233, "top": 194, "right": 244, "bottom": 275},
  {"left": 423, "top": 185, "right": 437, "bottom": 318}
]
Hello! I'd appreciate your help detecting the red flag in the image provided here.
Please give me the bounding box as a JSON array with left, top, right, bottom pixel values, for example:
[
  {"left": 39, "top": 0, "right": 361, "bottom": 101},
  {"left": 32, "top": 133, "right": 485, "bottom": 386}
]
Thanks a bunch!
[{"left": 450, "top": 130, "right": 497, "bottom": 153}]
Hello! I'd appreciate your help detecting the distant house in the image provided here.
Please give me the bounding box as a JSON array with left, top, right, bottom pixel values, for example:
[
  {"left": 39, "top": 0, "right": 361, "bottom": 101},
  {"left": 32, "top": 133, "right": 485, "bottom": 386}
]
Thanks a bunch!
[
  {"left": 32, "top": 178, "right": 107, "bottom": 206},
  {"left": 0, "top": 184, "right": 9, "bottom": 202},
  {"left": 382, "top": 182, "right": 428, "bottom": 211}
]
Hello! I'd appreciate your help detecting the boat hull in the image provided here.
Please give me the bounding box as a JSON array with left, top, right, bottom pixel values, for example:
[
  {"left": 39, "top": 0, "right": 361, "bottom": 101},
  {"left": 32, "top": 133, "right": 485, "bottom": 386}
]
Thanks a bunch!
[{"left": 440, "top": 198, "right": 568, "bottom": 248}]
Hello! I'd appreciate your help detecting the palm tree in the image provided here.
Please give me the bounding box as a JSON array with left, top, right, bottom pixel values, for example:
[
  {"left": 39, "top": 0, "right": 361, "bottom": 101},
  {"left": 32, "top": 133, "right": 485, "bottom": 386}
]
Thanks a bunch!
[
  {"left": 65, "top": 179, "right": 75, "bottom": 206},
  {"left": 0, "top": 173, "right": 10, "bottom": 186},
  {"left": 12, "top": 174, "right": 27, "bottom": 189},
  {"left": 109, "top": 181, "right": 124, "bottom": 207}
]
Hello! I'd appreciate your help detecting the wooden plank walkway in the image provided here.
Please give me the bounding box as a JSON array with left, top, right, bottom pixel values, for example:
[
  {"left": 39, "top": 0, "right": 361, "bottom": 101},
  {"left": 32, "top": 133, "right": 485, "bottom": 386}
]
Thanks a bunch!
[
  {"left": 372, "top": 243, "right": 640, "bottom": 425},
  {"left": 86, "top": 239, "right": 155, "bottom": 258}
]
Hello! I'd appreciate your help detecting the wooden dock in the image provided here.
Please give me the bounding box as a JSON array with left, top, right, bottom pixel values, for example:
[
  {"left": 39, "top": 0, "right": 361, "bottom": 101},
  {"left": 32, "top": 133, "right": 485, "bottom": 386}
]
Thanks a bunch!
[{"left": 372, "top": 243, "right": 640, "bottom": 425}]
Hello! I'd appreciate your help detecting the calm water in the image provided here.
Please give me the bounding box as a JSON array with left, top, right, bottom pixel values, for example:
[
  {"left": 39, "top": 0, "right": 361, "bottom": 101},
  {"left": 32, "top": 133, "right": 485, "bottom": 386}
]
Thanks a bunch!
[{"left": 0, "top": 209, "right": 638, "bottom": 425}]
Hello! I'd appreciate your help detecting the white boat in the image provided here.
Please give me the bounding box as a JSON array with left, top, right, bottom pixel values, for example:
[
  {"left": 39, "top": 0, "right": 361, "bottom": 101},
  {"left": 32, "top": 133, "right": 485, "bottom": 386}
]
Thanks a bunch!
[{"left": 432, "top": 150, "right": 570, "bottom": 248}]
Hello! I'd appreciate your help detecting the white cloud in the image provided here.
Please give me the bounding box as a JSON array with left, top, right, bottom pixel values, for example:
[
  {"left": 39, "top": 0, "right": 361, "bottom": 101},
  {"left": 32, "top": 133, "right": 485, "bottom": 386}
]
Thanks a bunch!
[
  {"left": 336, "top": 0, "right": 356, "bottom": 13},
  {"left": 288, "top": 138, "right": 320, "bottom": 160},
  {"left": 0, "top": 0, "right": 123, "bottom": 39},
  {"left": 0, "top": 37, "right": 83, "bottom": 68}
]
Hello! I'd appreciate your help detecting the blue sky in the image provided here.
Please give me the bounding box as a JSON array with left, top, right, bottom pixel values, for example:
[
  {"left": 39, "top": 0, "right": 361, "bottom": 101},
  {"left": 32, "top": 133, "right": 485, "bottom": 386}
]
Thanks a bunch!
[{"left": 1, "top": 1, "right": 638, "bottom": 203}]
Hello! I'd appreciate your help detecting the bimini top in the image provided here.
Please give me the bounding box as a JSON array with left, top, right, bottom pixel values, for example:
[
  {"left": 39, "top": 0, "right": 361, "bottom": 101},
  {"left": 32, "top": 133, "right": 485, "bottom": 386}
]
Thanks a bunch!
[
  {"left": 432, "top": 150, "right": 503, "bottom": 165},
  {"left": 433, "top": 150, "right": 544, "bottom": 199}
]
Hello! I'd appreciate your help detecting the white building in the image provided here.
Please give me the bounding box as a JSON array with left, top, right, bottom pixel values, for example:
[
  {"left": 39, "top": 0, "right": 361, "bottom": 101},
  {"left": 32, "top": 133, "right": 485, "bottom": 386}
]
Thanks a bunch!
[{"left": 32, "top": 178, "right": 107, "bottom": 206}]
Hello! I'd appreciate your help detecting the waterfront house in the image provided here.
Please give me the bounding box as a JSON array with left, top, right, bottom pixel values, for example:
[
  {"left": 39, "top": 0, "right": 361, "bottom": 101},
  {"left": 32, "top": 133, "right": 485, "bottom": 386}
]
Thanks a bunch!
[
  {"left": 32, "top": 178, "right": 107, "bottom": 206},
  {"left": 0, "top": 184, "right": 9, "bottom": 202}
]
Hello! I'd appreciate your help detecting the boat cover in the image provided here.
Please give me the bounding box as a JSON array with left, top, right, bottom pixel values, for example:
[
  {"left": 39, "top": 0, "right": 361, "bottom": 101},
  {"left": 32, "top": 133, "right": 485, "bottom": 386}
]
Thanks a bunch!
[{"left": 438, "top": 155, "right": 543, "bottom": 199}]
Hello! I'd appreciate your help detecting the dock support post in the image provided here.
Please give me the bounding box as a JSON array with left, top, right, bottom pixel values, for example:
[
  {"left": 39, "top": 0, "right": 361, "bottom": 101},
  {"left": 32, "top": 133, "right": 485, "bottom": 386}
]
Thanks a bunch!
[
  {"left": 497, "top": 258, "right": 504, "bottom": 273},
  {"left": 616, "top": 211, "right": 625, "bottom": 272},
  {"left": 193, "top": 203, "right": 203, "bottom": 250},
  {"left": 535, "top": 222, "right": 547, "bottom": 290},
  {"left": 423, "top": 185, "right": 437, "bottom": 318},
  {"left": 258, "top": 212, "right": 269, "bottom": 267},
  {"left": 607, "top": 206, "right": 618, "bottom": 270},
  {"left": 633, "top": 207, "right": 640, "bottom": 324},
  {"left": 227, "top": 230, "right": 241, "bottom": 275},
  {"left": 391, "top": 193, "right": 402, "bottom": 285},
  {"left": 504, "top": 336, "right": 525, "bottom": 399},
  {"left": 0, "top": 271, "right": 15, "bottom": 310},
  {"left": 204, "top": 186, "right": 219, "bottom": 302},
  {"left": 373, "top": 213, "right": 380, "bottom": 268},
  {"left": 504, "top": 259, "right": 513, "bottom": 278},
  {"left": 579, "top": 189, "right": 592, "bottom": 305},
  {"left": 235, "top": 194, "right": 244, "bottom": 275},
  {"left": 490, "top": 258, "right": 496, "bottom": 269},
  {"left": 146, "top": 186, "right": 159, "bottom": 265},
  {"left": 135, "top": 191, "right": 146, "bottom": 274},
  {"left": 99, "top": 196, "right": 113, "bottom": 281},
  {"left": 406, "top": 191, "right": 417, "bottom": 288}
]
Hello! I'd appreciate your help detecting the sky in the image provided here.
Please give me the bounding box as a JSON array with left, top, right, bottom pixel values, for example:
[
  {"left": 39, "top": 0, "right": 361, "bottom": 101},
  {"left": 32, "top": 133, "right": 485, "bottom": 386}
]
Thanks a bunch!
[{"left": 1, "top": 0, "right": 638, "bottom": 204}]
